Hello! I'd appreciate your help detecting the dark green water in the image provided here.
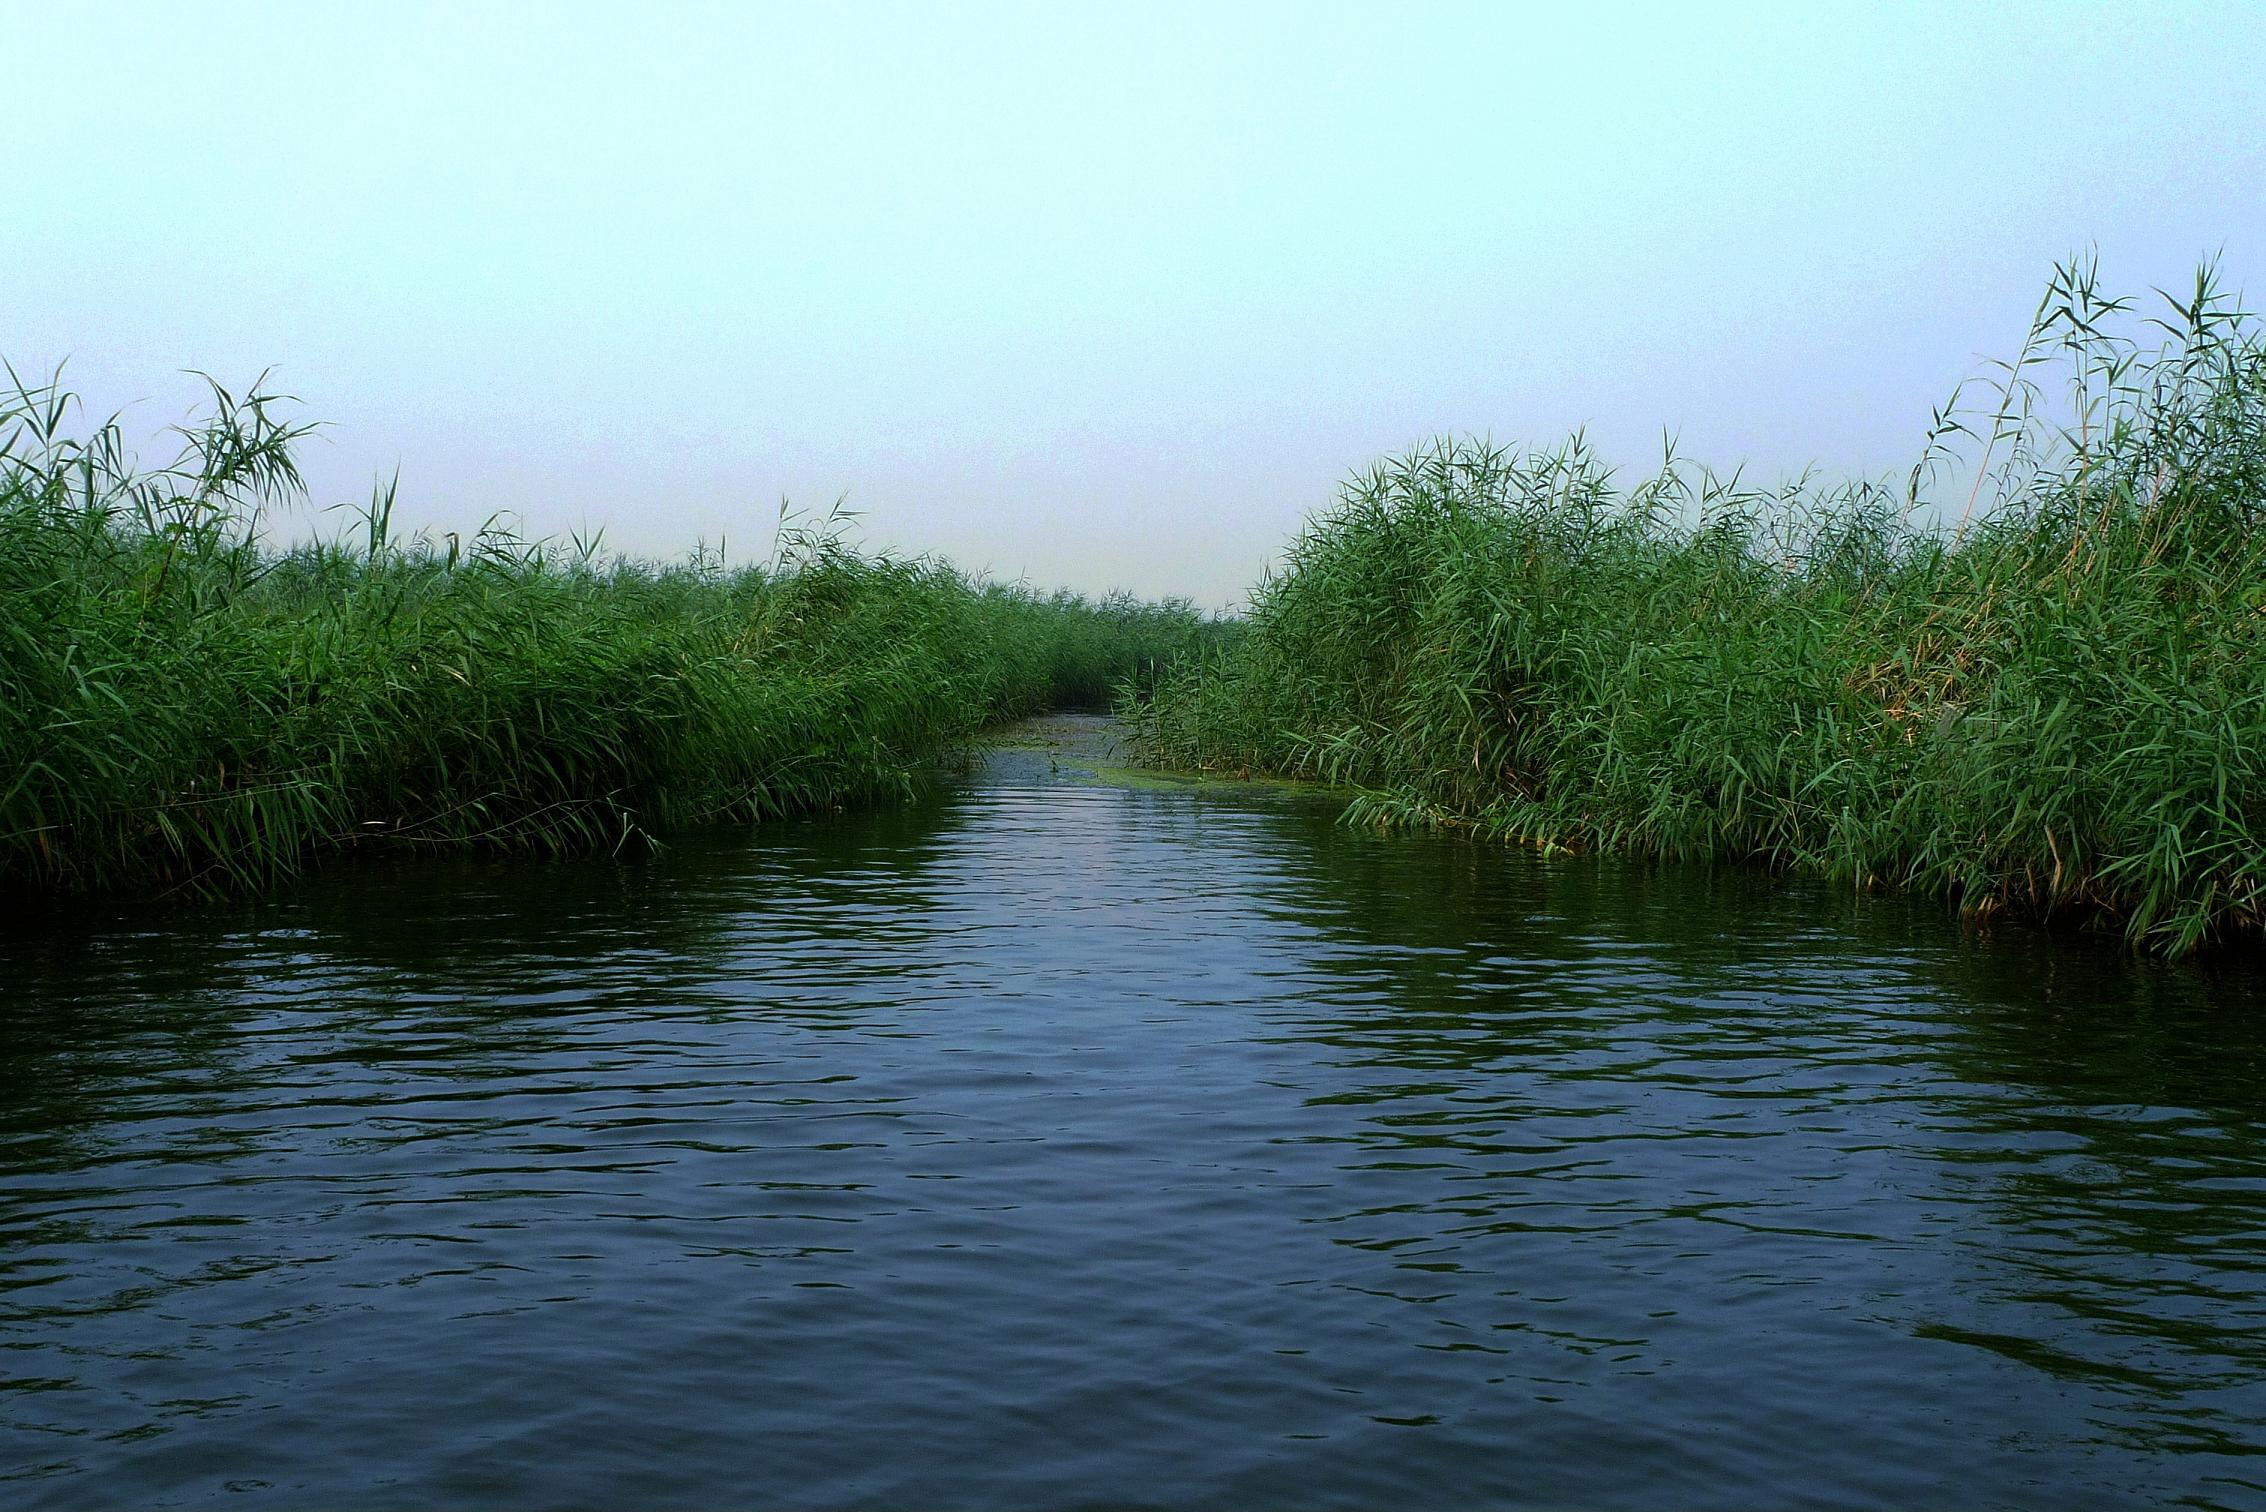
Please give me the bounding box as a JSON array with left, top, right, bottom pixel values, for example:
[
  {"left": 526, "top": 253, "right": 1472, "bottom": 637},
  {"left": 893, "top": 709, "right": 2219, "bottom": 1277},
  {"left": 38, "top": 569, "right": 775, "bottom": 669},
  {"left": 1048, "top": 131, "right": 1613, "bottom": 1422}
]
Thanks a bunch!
[{"left": 5, "top": 718, "right": 2264, "bottom": 1509}]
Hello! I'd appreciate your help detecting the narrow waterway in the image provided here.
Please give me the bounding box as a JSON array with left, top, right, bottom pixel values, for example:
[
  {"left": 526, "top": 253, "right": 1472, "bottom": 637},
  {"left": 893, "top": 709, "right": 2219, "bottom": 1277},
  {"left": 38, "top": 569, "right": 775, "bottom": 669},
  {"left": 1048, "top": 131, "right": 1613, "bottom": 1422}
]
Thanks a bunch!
[{"left": 4, "top": 717, "right": 2263, "bottom": 1510}]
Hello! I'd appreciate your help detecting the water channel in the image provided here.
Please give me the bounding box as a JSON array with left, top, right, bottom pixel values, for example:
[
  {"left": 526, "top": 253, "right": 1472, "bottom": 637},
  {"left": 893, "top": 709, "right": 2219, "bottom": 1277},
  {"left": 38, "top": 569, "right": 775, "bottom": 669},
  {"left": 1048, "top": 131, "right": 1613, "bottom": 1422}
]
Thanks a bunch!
[{"left": 4, "top": 717, "right": 2263, "bottom": 1508}]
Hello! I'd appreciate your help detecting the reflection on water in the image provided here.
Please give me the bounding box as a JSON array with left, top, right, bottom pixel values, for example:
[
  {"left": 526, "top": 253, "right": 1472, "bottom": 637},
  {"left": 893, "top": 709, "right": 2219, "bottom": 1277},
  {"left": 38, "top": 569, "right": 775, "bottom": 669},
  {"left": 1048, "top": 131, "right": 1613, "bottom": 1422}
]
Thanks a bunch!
[{"left": 4, "top": 720, "right": 2264, "bottom": 1510}]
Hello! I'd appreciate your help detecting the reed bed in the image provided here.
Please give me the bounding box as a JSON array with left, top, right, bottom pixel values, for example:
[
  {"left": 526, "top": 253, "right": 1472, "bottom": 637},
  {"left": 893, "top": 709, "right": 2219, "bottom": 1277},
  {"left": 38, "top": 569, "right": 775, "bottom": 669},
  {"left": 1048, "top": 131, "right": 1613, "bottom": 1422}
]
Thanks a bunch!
[
  {"left": 0, "top": 375, "right": 1209, "bottom": 895},
  {"left": 1133, "top": 261, "right": 2266, "bottom": 953}
]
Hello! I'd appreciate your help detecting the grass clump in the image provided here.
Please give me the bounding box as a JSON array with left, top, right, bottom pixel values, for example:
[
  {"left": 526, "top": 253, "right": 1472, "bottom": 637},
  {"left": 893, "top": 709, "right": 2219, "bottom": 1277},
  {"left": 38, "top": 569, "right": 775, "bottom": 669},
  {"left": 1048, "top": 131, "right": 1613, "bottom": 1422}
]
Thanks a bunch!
[
  {"left": 0, "top": 374, "right": 1211, "bottom": 896},
  {"left": 1133, "top": 259, "right": 2266, "bottom": 954}
]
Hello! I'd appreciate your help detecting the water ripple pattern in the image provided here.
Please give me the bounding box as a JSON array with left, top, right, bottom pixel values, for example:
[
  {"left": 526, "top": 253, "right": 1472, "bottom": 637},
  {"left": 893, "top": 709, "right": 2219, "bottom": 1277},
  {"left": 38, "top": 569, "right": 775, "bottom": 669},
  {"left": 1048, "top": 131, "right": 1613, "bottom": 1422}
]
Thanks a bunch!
[{"left": 5, "top": 719, "right": 2264, "bottom": 1509}]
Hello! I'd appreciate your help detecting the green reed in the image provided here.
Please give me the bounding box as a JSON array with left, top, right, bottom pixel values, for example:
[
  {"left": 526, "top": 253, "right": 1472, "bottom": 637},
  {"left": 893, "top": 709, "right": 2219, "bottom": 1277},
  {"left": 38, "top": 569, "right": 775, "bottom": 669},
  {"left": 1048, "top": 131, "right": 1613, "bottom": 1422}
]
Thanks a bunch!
[
  {"left": 1133, "top": 259, "right": 2266, "bottom": 953},
  {"left": 0, "top": 373, "right": 1211, "bottom": 895}
]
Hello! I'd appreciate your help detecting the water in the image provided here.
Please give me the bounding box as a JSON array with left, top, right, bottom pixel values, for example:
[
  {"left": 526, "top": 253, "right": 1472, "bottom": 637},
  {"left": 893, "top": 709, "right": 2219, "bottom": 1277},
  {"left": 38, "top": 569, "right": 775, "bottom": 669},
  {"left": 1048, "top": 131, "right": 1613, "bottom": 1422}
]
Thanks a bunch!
[{"left": 5, "top": 717, "right": 2264, "bottom": 1510}]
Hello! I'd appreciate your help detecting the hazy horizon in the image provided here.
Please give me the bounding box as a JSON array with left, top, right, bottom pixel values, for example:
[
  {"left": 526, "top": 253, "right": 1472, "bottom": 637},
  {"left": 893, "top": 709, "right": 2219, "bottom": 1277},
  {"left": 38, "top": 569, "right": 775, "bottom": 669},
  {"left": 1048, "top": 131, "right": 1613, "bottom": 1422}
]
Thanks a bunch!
[{"left": 7, "top": 1, "right": 2262, "bottom": 607}]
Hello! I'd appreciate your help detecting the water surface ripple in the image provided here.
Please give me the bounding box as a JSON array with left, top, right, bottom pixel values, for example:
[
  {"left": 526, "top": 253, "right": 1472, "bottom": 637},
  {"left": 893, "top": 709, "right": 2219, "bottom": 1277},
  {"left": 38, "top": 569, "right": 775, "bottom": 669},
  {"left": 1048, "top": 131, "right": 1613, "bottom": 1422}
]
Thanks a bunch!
[{"left": 5, "top": 724, "right": 2264, "bottom": 1509}]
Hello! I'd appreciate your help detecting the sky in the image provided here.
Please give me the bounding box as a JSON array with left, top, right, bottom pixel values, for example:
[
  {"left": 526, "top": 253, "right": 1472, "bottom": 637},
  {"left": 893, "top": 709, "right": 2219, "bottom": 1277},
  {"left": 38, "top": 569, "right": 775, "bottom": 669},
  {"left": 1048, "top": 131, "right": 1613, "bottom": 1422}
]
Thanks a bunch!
[{"left": 5, "top": 1, "right": 2261, "bottom": 607}]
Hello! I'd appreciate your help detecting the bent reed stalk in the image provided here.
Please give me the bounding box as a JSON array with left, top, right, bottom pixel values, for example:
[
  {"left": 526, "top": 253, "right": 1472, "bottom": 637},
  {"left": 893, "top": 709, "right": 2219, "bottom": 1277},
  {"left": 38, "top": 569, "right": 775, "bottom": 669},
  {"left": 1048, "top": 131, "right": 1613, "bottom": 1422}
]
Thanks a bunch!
[
  {"left": 1131, "top": 259, "right": 2266, "bottom": 954},
  {"left": 0, "top": 374, "right": 1213, "bottom": 896}
]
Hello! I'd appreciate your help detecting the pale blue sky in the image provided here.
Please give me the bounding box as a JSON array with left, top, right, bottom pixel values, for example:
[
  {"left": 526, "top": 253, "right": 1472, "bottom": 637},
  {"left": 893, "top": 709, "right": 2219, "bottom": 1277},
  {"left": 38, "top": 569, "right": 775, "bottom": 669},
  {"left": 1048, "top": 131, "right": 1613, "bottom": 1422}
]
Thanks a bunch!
[{"left": 6, "top": 1, "right": 2261, "bottom": 605}]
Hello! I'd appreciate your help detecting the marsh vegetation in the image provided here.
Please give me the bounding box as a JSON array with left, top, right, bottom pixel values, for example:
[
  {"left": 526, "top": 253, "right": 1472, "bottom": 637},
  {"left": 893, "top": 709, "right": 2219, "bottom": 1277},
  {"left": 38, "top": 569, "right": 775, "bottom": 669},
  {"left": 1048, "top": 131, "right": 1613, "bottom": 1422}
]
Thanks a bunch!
[
  {"left": 0, "top": 375, "right": 1208, "bottom": 895},
  {"left": 10, "top": 262, "right": 2263, "bottom": 957},
  {"left": 1136, "top": 263, "right": 2266, "bottom": 953}
]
